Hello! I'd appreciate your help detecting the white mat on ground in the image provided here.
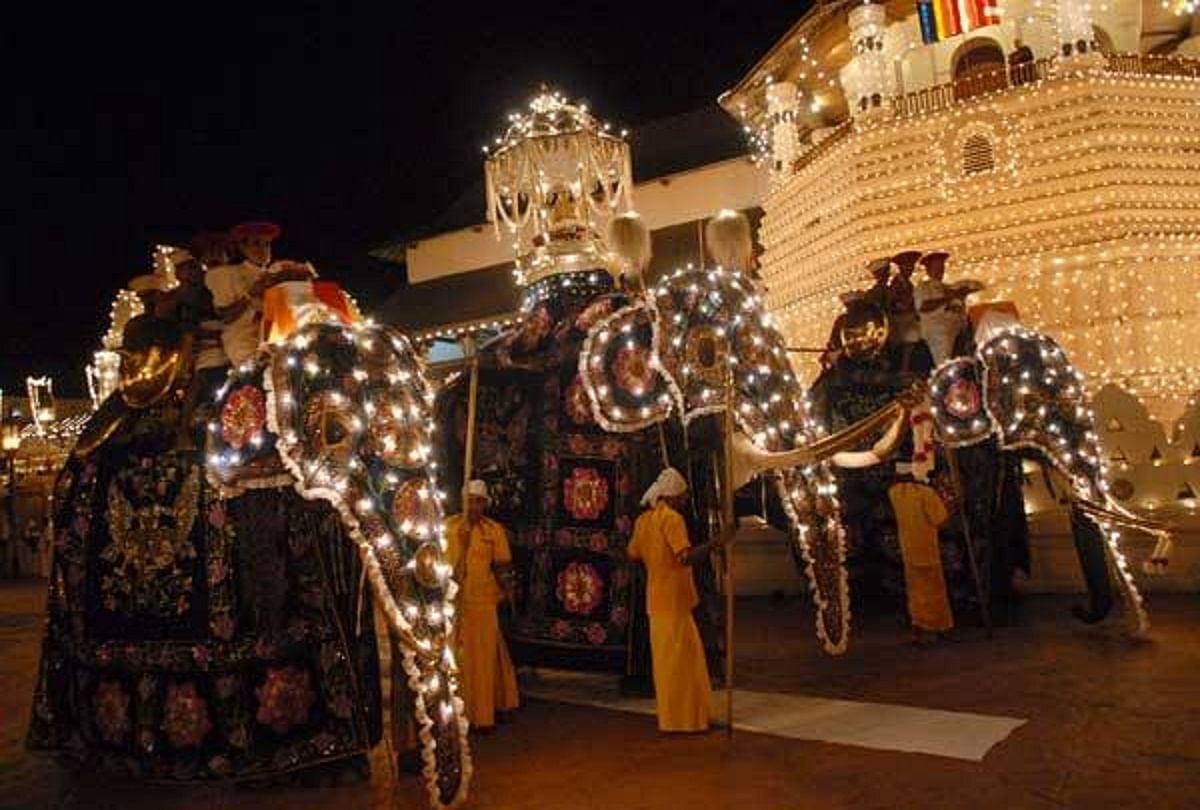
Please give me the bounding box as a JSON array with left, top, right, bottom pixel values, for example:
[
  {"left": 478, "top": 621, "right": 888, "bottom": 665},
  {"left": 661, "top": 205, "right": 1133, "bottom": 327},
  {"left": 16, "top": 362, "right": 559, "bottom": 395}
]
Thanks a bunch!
[{"left": 521, "top": 670, "right": 1025, "bottom": 762}]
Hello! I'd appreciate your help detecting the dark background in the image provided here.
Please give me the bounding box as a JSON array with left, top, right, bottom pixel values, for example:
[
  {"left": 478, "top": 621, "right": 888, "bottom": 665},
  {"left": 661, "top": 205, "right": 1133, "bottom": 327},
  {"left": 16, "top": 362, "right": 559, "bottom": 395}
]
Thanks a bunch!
[{"left": 2, "top": 2, "right": 803, "bottom": 396}]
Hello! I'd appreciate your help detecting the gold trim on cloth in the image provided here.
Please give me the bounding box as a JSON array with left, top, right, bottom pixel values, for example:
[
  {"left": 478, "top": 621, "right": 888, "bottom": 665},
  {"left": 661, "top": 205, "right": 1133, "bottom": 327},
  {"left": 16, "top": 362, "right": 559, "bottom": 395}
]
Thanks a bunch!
[{"left": 119, "top": 347, "right": 184, "bottom": 408}]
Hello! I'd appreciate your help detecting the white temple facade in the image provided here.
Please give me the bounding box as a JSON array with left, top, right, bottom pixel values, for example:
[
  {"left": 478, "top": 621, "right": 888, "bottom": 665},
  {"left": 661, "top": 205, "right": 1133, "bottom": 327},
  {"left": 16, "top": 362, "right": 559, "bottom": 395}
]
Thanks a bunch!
[
  {"left": 722, "top": 0, "right": 1199, "bottom": 423},
  {"left": 721, "top": 0, "right": 1200, "bottom": 587}
]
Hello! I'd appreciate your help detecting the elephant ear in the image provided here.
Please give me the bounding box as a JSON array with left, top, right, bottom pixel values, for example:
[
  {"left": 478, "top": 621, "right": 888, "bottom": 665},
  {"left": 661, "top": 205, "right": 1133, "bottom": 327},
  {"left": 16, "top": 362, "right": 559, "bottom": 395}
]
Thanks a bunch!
[
  {"left": 654, "top": 266, "right": 851, "bottom": 653},
  {"left": 210, "top": 322, "right": 472, "bottom": 809},
  {"left": 976, "top": 329, "right": 1102, "bottom": 494},
  {"left": 651, "top": 267, "right": 807, "bottom": 444},
  {"left": 928, "top": 357, "right": 997, "bottom": 448},
  {"left": 578, "top": 296, "right": 679, "bottom": 432},
  {"left": 975, "top": 327, "right": 1149, "bottom": 636}
]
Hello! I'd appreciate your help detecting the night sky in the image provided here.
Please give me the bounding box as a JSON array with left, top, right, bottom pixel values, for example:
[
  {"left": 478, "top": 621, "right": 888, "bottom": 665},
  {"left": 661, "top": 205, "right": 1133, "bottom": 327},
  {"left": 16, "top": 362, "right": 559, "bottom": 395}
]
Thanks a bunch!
[{"left": 3, "top": 2, "right": 805, "bottom": 397}]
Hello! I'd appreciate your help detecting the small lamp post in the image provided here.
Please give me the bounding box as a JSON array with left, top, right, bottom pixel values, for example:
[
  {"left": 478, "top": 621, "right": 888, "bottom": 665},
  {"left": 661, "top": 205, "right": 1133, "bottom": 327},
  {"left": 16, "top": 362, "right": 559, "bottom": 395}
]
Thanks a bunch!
[{"left": 1, "top": 412, "right": 23, "bottom": 578}]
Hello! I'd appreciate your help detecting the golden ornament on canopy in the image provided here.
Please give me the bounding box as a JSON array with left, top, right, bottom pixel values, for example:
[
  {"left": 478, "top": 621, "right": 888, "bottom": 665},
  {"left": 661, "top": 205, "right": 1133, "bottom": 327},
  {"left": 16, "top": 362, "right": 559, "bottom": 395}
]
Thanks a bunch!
[{"left": 484, "top": 88, "right": 634, "bottom": 287}]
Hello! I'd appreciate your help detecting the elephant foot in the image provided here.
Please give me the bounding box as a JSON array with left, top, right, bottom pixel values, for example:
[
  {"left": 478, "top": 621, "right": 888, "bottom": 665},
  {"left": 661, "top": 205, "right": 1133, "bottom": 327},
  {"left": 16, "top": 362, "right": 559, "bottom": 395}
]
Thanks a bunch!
[
  {"left": 398, "top": 749, "right": 423, "bottom": 776},
  {"left": 1071, "top": 599, "right": 1113, "bottom": 624}
]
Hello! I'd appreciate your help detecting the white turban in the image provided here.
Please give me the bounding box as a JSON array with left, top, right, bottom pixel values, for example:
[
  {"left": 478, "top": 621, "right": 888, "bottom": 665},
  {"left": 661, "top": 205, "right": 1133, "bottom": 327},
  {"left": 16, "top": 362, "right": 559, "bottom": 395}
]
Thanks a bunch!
[
  {"left": 641, "top": 467, "right": 688, "bottom": 507},
  {"left": 464, "top": 479, "right": 491, "bottom": 503}
]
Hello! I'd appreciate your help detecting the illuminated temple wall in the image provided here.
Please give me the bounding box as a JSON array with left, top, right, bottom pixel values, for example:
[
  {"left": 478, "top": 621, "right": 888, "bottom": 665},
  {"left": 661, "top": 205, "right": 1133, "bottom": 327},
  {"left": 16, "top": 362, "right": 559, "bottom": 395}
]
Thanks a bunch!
[
  {"left": 761, "top": 68, "right": 1200, "bottom": 424},
  {"left": 756, "top": 58, "right": 1200, "bottom": 590},
  {"left": 719, "top": 1, "right": 1200, "bottom": 590}
]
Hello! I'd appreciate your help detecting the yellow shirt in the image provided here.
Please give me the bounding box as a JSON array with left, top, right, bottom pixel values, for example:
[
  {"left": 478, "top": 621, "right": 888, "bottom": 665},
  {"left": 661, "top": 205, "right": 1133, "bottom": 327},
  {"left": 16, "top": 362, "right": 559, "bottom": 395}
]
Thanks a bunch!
[
  {"left": 445, "top": 514, "right": 512, "bottom": 606},
  {"left": 888, "top": 482, "right": 949, "bottom": 567},
  {"left": 628, "top": 502, "right": 699, "bottom": 617}
]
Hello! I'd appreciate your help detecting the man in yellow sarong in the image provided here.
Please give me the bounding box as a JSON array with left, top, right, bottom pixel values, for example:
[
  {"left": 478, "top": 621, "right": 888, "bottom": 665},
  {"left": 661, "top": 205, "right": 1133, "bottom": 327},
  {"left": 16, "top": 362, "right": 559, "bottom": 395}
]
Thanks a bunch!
[
  {"left": 888, "top": 462, "right": 954, "bottom": 644},
  {"left": 445, "top": 480, "right": 519, "bottom": 732},
  {"left": 628, "top": 467, "right": 716, "bottom": 733}
]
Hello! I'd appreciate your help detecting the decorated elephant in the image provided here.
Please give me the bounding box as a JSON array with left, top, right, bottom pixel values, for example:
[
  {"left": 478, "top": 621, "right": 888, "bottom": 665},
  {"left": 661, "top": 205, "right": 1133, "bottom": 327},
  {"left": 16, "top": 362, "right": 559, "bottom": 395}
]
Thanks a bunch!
[
  {"left": 576, "top": 233, "right": 852, "bottom": 654},
  {"left": 927, "top": 327, "right": 1162, "bottom": 635},
  {"left": 583, "top": 229, "right": 1166, "bottom": 648},
  {"left": 204, "top": 319, "right": 472, "bottom": 807},
  {"left": 814, "top": 255, "right": 1162, "bottom": 638},
  {"left": 30, "top": 305, "right": 448, "bottom": 794}
]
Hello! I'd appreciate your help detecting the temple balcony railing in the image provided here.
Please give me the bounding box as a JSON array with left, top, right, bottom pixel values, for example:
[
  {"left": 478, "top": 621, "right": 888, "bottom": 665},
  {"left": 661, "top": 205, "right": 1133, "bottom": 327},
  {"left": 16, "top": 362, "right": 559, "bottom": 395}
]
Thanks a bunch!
[
  {"left": 891, "top": 59, "right": 1054, "bottom": 118},
  {"left": 785, "top": 51, "right": 1199, "bottom": 177},
  {"left": 889, "top": 52, "right": 1200, "bottom": 120},
  {"left": 1104, "top": 52, "right": 1200, "bottom": 79}
]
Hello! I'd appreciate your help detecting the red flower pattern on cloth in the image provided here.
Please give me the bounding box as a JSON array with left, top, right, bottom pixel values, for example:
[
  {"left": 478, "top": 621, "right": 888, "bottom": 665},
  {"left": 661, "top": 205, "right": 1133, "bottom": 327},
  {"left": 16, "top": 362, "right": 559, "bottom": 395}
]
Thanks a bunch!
[
  {"left": 613, "top": 345, "right": 656, "bottom": 396},
  {"left": 93, "top": 680, "right": 131, "bottom": 745},
  {"left": 565, "top": 376, "right": 594, "bottom": 425},
  {"left": 945, "top": 378, "right": 982, "bottom": 419},
  {"left": 585, "top": 622, "right": 608, "bottom": 646},
  {"left": 256, "top": 665, "right": 316, "bottom": 734},
  {"left": 556, "top": 561, "right": 605, "bottom": 616},
  {"left": 220, "top": 385, "right": 267, "bottom": 449},
  {"left": 162, "top": 681, "right": 212, "bottom": 748},
  {"left": 563, "top": 467, "right": 610, "bottom": 521}
]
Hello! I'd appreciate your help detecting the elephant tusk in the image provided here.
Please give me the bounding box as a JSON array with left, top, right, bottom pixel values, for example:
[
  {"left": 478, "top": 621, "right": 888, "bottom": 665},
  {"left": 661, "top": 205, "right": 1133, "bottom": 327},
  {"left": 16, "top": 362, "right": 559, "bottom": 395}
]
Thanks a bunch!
[
  {"left": 1073, "top": 499, "right": 1173, "bottom": 535},
  {"left": 731, "top": 395, "right": 915, "bottom": 486}
]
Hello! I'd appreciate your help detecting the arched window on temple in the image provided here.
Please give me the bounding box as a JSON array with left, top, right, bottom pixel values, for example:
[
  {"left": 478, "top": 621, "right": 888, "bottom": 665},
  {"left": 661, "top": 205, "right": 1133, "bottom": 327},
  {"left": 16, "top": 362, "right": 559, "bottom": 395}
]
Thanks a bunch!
[
  {"left": 952, "top": 38, "right": 1007, "bottom": 101},
  {"left": 961, "top": 133, "right": 996, "bottom": 176}
]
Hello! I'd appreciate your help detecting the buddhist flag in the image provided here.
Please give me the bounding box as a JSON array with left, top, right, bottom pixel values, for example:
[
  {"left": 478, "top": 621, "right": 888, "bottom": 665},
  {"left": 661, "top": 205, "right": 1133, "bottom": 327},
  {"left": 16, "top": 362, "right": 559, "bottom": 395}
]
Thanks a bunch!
[
  {"left": 932, "top": 0, "right": 962, "bottom": 40},
  {"left": 918, "top": 1, "right": 938, "bottom": 43},
  {"left": 977, "top": 0, "right": 1001, "bottom": 26},
  {"left": 958, "top": 0, "right": 982, "bottom": 30},
  {"left": 919, "top": 0, "right": 997, "bottom": 44}
]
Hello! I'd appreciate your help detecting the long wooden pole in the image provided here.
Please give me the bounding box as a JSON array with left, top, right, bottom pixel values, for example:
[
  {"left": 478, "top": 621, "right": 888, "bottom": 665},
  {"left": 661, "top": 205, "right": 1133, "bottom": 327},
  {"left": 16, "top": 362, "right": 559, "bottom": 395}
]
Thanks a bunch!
[
  {"left": 462, "top": 337, "right": 480, "bottom": 494},
  {"left": 946, "top": 448, "right": 993, "bottom": 637},
  {"left": 722, "top": 358, "right": 736, "bottom": 738}
]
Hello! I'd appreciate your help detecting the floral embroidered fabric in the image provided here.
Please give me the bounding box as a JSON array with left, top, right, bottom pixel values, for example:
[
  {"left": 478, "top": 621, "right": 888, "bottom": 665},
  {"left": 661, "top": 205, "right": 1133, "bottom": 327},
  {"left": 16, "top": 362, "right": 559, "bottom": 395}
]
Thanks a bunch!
[{"left": 28, "top": 402, "right": 382, "bottom": 782}]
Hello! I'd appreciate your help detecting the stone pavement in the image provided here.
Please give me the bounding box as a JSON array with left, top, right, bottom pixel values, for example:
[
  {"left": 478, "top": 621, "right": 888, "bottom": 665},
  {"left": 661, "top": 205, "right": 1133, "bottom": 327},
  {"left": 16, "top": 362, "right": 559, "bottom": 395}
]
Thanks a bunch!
[{"left": 2, "top": 579, "right": 1199, "bottom": 810}]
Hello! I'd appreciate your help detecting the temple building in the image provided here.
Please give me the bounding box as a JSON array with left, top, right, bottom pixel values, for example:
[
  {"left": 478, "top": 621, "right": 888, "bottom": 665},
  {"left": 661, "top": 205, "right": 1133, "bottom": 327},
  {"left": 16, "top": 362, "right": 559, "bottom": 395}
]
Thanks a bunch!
[
  {"left": 721, "top": 0, "right": 1198, "bottom": 423},
  {"left": 717, "top": 0, "right": 1199, "bottom": 585}
]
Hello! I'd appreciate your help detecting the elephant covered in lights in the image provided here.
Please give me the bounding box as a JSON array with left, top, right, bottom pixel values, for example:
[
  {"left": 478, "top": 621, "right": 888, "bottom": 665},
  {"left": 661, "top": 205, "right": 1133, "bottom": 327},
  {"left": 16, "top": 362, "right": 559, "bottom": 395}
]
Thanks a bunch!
[
  {"left": 579, "top": 265, "right": 853, "bottom": 654},
  {"left": 431, "top": 271, "right": 681, "bottom": 678},
  {"left": 206, "top": 320, "right": 471, "bottom": 809},
  {"left": 926, "top": 328, "right": 1162, "bottom": 635},
  {"left": 580, "top": 272, "right": 1164, "bottom": 651}
]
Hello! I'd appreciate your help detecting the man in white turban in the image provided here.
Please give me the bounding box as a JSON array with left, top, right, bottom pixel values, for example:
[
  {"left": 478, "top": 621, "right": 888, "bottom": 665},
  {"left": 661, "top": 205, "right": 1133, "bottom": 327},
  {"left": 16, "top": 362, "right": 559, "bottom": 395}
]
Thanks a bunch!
[
  {"left": 444, "top": 479, "right": 519, "bottom": 731},
  {"left": 627, "top": 467, "right": 717, "bottom": 732}
]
